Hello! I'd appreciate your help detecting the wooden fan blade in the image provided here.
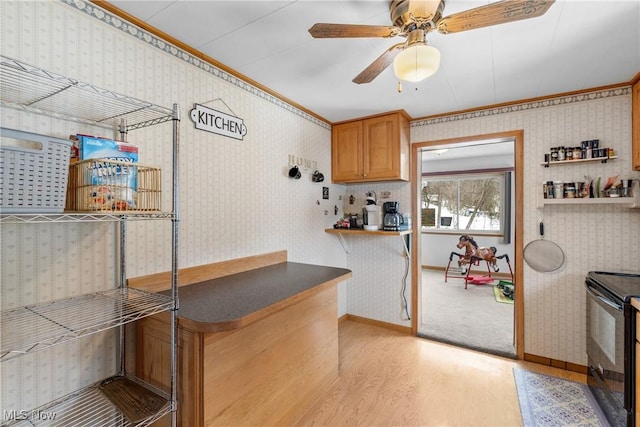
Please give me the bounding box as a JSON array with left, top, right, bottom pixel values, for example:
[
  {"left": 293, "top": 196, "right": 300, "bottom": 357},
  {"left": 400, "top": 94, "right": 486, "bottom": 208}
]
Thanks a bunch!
[
  {"left": 353, "top": 43, "right": 405, "bottom": 84},
  {"left": 437, "top": 0, "right": 555, "bottom": 34},
  {"left": 309, "top": 23, "right": 400, "bottom": 38}
]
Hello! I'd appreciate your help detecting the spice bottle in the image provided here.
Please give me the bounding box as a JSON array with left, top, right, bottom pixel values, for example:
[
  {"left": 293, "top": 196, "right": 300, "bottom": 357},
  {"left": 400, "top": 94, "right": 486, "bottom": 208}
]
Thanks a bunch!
[
  {"left": 573, "top": 146, "right": 582, "bottom": 160},
  {"left": 546, "top": 181, "right": 555, "bottom": 199},
  {"left": 558, "top": 146, "right": 566, "bottom": 161},
  {"left": 565, "top": 183, "right": 576, "bottom": 198},
  {"left": 566, "top": 147, "right": 573, "bottom": 160}
]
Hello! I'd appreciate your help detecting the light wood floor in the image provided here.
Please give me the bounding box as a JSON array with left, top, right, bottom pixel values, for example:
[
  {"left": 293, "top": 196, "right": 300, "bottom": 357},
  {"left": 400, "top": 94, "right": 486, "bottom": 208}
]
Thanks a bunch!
[{"left": 293, "top": 320, "right": 585, "bottom": 426}]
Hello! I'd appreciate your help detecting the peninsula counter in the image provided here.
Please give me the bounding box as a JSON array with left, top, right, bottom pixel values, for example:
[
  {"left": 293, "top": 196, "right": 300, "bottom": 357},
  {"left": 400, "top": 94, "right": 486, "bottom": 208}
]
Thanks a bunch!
[{"left": 131, "top": 251, "right": 351, "bottom": 426}]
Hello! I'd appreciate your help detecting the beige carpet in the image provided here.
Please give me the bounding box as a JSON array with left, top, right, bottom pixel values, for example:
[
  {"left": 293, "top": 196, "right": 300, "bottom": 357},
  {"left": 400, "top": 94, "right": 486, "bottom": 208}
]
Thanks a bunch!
[{"left": 418, "top": 269, "right": 516, "bottom": 358}]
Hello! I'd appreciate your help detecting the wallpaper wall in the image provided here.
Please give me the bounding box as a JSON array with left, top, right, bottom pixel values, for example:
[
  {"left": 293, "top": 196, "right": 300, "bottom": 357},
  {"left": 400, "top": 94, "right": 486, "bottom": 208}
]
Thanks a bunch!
[
  {"left": 410, "top": 90, "right": 640, "bottom": 365},
  {"left": 0, "top": 0, "right": 347, "bottom": 412},
  {"left": 339, "top": 182, "right": 414, "bottom": 326}
]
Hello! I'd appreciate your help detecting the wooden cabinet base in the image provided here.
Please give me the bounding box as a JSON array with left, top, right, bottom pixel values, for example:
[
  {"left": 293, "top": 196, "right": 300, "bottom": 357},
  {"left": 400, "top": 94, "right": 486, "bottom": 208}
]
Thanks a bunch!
[{"left": 136, "top": 285, "right": 338, "bottom": 426}]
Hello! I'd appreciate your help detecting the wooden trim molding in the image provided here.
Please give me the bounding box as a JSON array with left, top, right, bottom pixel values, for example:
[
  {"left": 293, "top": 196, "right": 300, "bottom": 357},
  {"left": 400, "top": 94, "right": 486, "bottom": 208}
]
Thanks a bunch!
[
  {"left": 128, "top": 250, "right": 287, "bottom": 292},
  {"left": 345, "top": 314, "right": 412, "bottom": 335},
  {"left": 411, "top": 130, "right": 524, "bottom": 360},
  {"left": 524, "top": 353, "right": 588, "bottom": 375},
  {"left": 332, "top": 109, "right": 412, "bottom": 126},
  {"left": 412, "top": 82, "right": 633, "bottom": 123}
]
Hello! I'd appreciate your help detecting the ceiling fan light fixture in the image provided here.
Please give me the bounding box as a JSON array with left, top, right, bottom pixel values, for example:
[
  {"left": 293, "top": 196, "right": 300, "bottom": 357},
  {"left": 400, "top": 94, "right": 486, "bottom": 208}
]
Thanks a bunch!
[{"left": 393, "top": 43, "right": 440, "bottom": 82}]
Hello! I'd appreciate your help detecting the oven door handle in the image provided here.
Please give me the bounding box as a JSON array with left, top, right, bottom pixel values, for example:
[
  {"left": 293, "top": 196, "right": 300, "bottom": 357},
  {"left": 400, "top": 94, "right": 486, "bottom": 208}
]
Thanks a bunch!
[{"left": 585, "top": 282, "right": 623, "bottom": 311}]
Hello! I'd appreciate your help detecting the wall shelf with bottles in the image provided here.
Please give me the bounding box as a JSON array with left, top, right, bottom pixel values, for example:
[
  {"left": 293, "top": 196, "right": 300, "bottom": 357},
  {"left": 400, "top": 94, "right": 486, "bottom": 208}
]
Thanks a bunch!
[
  {"left": 541, "top": 140, "right": 616, "bottom": 167},
  {"left": 537, "top": 181, "right": 639, "bottom": 208},
  {"left": 540, "top": 156, "right": 617, "bottom": 167}
]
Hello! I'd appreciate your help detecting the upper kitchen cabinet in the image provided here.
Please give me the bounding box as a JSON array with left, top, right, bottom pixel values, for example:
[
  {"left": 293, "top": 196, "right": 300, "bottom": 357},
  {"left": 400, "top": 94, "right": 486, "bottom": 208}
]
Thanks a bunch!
[
  {"left": 633, "top": 79, "right": 640, "bottom": 171},
  {"left": 332, "top": 112, "right": 410, "bottom": 183}
]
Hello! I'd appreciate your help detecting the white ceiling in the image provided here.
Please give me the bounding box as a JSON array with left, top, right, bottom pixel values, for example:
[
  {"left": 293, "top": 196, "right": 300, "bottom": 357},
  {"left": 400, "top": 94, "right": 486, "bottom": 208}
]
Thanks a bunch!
[{"left": 109, "top": 0, "right": 640, "bottom": 123}]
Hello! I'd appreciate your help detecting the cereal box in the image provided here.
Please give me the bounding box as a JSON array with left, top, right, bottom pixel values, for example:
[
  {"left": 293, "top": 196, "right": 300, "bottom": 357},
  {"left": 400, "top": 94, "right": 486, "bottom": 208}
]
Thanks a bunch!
[{"left": 77, "top": 135, "right": 139, "bottom": 210}]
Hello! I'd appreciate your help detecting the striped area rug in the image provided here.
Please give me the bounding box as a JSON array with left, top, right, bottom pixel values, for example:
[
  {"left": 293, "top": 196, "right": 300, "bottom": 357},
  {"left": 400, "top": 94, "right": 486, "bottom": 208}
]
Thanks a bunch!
[{"left": 513, "top": 368, "right": 611, "bottom": 426}]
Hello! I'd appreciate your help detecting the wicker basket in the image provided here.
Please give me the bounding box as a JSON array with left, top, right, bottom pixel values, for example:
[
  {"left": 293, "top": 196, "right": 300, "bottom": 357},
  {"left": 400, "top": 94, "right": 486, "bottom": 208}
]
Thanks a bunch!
[
  {"left": 66, "top": 158, "right": 161, "bottom": 212},
  {"left": 1, "top": 127, "right": 73, "bottom": 213}
]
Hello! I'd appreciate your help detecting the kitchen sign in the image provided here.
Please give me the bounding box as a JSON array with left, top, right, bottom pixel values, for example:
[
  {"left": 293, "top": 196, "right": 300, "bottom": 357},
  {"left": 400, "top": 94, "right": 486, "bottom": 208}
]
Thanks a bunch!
[{"left": 189, "top": 103, "right": 248, "bottom": 140}]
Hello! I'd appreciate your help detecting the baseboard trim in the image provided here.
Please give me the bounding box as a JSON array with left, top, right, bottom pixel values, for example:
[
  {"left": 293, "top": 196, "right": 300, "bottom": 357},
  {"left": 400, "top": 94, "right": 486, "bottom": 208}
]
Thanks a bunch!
[
  {"left": 341, "top": 314, "right": 412, "bottom": 335},
  {"left": 339, "top": 317, "right": 586, "bottom": 374},
  {"left": 524, "top": 352, "right": 587, "bottom": 374}
]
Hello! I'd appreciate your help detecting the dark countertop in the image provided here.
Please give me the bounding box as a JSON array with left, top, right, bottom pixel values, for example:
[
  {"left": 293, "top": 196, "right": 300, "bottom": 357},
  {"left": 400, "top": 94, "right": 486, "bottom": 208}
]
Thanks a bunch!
[{"left": 161, "top": 262, "right": 351, "bottom": 332}]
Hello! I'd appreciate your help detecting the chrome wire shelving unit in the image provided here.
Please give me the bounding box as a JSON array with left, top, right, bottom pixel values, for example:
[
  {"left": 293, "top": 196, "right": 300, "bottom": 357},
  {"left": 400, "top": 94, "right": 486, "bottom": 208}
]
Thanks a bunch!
[
  {"left": 0, "top": 55, "right": 180, "bottom": 427},
  {"left": 4, "top": 377, "right": 171, "bottom": 427},
  {"left": 1, "top": 288, "right": 173, "bottom": 362}
]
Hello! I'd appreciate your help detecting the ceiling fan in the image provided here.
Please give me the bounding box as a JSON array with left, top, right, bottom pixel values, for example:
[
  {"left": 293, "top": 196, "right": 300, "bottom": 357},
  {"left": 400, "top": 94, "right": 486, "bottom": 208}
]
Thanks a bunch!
[{"left": 308, "top": 0, "right": 555, "bottom": 84}]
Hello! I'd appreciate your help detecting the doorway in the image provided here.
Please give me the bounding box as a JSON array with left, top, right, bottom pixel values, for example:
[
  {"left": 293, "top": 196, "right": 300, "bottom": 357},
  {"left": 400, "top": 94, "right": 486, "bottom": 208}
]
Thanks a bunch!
[{"left": 410, "top": 131, "right": 524, "bottom": 359}]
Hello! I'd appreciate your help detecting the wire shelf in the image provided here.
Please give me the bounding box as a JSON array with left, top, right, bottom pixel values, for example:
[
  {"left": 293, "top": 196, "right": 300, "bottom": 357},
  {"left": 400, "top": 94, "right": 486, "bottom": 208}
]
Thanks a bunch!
[
  {"left": 1, "top": 376, "right": 171, "bottom": 427},
  {"left": 0, "top": 212, "right": 174, "bottom": 224},
  {"left": 1, "top": 288, "right": 173, "bottom": 362},
  {"left": 0, "top": 56, "right": 173, "bottom": 130}
]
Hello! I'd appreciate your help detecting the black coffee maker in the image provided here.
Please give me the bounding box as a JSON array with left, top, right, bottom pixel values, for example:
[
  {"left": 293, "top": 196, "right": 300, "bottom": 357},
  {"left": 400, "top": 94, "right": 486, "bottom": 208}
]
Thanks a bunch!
[{"left": 383, "top": 202, "right": 403, "bottom": 231}]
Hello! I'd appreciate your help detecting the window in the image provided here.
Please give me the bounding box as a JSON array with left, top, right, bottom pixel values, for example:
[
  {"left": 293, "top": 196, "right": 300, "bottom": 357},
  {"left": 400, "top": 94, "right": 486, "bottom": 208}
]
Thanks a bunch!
[{"left": 422, "top": 173, "right": 505, "bottom": 233}]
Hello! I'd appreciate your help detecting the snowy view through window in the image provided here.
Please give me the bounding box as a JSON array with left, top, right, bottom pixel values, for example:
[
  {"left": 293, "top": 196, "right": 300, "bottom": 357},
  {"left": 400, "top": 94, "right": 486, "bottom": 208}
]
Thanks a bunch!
[{"left": 422, "top": 175, "right": 503, "bottom": 232}]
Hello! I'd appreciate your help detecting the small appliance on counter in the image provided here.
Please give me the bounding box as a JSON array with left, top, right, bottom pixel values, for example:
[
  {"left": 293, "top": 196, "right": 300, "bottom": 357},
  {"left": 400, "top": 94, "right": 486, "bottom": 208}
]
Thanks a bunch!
[
  {"left": 363, "top": 205, "right": 381, "bottom": 230},
  {"left": 383, "top": 201, "right": 403, "bottom": 231},
  {"left": 362, "top": 191, "right": 382, "bottom": 231}
]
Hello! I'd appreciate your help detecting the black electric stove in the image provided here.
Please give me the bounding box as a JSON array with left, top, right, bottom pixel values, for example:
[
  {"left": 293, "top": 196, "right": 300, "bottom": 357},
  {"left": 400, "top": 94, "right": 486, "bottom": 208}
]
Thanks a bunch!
[
  {"left": 585, "top": 271, "right": 640, "bottom": 427},
  {"left": 587, "top": 271, "right": 640, "bottom": 303}
]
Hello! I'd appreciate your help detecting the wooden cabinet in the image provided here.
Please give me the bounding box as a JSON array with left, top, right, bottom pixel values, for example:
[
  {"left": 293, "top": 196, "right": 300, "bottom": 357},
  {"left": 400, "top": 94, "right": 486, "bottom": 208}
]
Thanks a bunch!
[
  {"left": 332, "top": 112, "right": 410, "bottom": 183},
  {"left": 133, "top": 252, "right": 350, "bottom": 427},
  {"left": 632, "top": 79, "right": 640, "bottom": 170}
]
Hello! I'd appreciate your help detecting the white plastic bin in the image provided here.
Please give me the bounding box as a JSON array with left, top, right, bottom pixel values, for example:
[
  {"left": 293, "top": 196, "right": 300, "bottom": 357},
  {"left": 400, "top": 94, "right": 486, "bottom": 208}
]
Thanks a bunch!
[{"left": 1, "top": 127, "right": 73, "bottom": 213}]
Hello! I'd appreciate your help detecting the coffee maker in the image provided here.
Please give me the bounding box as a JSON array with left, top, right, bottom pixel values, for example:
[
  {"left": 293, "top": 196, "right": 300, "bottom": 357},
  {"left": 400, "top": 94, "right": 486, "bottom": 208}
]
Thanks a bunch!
[{"left": 383, "top": 202, "right": 403, "bottom": 231}]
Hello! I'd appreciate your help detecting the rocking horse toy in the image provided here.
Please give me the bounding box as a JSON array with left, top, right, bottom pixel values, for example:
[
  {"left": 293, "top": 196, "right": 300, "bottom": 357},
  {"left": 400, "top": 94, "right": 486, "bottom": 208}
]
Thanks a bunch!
[
  {"left": 445, "top": 234, "right": 513, "bottom": 289},
  {"left": 456, "top": 235, "right": 499, "bottom": 274}
]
